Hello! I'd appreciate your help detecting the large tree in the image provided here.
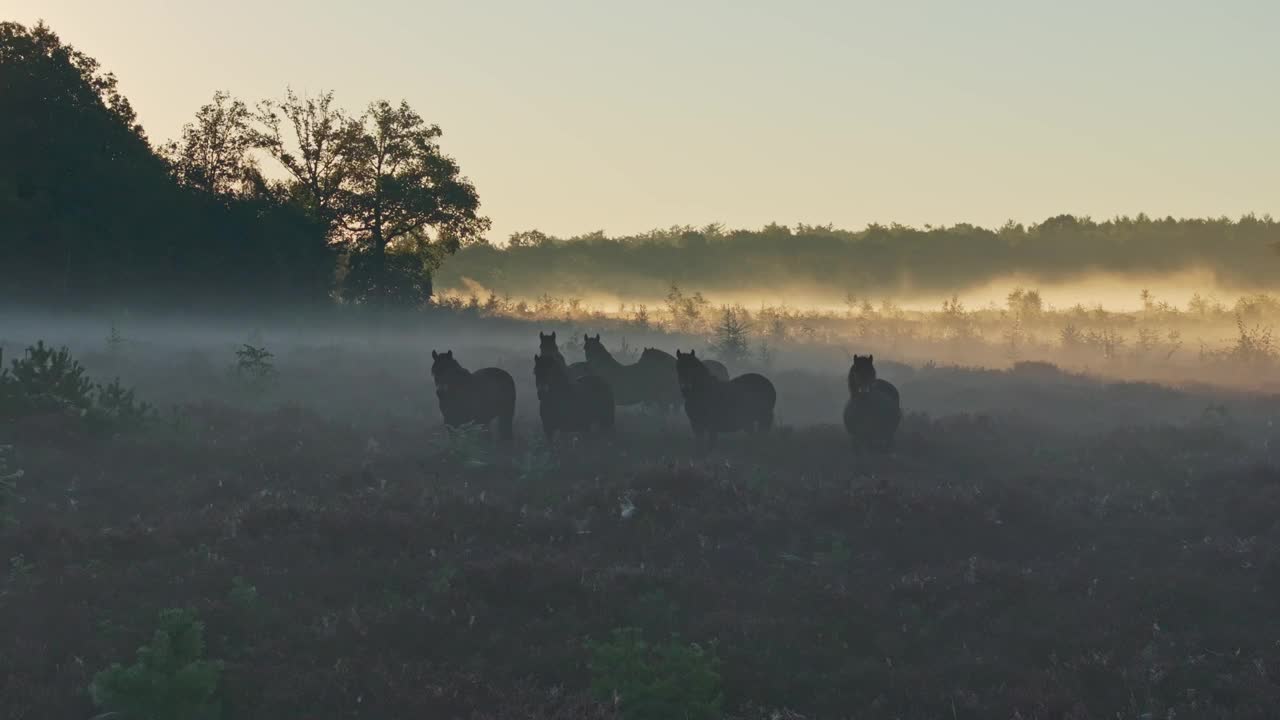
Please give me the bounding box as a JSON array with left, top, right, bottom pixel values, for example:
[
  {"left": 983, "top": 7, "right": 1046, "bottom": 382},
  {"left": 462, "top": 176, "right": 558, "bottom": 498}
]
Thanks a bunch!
[
  {"left": 162, "top": 91, "right": 262, "bottom": 197},
  {"left": 255, "top": 91, "right": 488, "bottom": 305},
  {"left": 0, "top": 20, "right": 171, "bottom": 302}
]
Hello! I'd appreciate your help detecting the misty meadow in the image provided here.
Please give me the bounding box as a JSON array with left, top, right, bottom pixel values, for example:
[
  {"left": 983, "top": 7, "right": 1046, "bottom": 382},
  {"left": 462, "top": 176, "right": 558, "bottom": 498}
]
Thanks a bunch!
[{"left": 5, "top": 14, "right": 1280, "bottom": 720}]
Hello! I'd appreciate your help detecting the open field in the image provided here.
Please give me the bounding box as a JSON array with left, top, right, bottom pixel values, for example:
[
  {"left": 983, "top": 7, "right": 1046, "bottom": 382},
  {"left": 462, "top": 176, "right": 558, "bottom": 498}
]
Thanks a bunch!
[{"left": 3, "top": 312, "right": 1280, "bottom": 719}]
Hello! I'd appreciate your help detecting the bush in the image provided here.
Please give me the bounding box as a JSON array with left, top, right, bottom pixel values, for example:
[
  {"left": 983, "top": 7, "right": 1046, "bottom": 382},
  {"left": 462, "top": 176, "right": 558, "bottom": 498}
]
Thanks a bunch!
[
  {"left": 0, "top": 343, "right": 153, "bottom": 430},
  {"left": 588, "top": 627, "right": 722, "bottom": 720},
  {"left": 1, "top": 341, "right": 94, "bottom": 416},
  {"left": 89, "top": 608, "right": 223, "bottom": 720},
  {"left": 233, "top": 344, "right": 277, "bottom": 387}
]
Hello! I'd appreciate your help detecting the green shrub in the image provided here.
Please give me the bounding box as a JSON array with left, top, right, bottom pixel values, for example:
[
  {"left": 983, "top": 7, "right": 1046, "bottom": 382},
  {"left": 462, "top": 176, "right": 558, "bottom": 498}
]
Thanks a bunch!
[
  {"left": 588, "top": 627, "right": 722, "bottom": 720},
  {"left": 89, "top": 608, "right": 223, "bottom": 720},
  {"left": 1, "top": 341, "right": 94, "bottom": 415},
  {"left": 0, "top": 343, "right": 152, "bottom": 430}
]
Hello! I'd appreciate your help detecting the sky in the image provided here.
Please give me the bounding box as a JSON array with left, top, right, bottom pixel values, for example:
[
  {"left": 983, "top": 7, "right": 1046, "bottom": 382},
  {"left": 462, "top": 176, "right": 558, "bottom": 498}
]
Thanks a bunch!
[{"left": 13, "top": 0, "right": 1280, "bottom": 244}]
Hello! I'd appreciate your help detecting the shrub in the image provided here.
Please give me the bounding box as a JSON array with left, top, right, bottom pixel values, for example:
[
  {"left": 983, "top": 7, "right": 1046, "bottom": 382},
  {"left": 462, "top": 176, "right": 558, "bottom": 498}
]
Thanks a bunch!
[
  {"left": 709, "top": 305, "right": 751, "bottom": 363},
  {"left": 1, "top": 341, "right": 94, "bottom": 416},
  {"left": 588, "top": 627, "right": 722, "bottom": 720},
  {"left": 90, "top": 378, "right": 155, "bottom": 429},
  {"left": 89, "top": 608, "right": 223, "bottom": 720},
  {"left": 233, "top": 344, "right": 277, "bottom": 386}
]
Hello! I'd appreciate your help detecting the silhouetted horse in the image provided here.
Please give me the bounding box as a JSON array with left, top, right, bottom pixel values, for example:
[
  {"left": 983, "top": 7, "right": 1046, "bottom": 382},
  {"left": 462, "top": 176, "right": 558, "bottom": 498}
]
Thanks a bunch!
[
  {"left": 843, "top": 354, "right": 901, "bottom": 450},
  {"left": 584, "top": 334, "right": 680, "bottom": 409},
  {"left": 639, "top": 347, "right": 729, "bottom": 383},
  {"left": 539, "top": 331, "right": 590, "bottom": 379},
  {"left": 533, "top": 353, "right": 614, "bottom": 442},
  {"left": 430, "top": 350, "right": 516, "bottom": 444},
  {"left": 675, "top": 349, "right": 776, "bottom": 449}
]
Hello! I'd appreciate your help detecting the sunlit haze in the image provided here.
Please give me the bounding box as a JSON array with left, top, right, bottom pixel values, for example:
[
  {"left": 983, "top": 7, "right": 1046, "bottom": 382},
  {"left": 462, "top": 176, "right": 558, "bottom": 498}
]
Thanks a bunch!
[{"left": 13, "top": 0, "right": 1280, "bottom": 244}]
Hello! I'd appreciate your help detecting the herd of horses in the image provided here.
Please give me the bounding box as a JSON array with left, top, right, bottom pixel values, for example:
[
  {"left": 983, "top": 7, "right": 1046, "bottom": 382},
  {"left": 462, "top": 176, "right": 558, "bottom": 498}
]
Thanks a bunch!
[{"left": 429, "top": 332, "right": 903, "bottom": 451}]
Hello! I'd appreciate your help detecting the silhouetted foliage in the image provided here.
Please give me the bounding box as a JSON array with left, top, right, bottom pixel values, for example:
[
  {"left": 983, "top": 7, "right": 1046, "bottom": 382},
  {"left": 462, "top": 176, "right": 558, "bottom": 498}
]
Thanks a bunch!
[
  {"left": 1, "top": 22, "right": 480, "bottom": 310},
  {"left": 256, "top": 91, "right": 489, "bottom": 306}
]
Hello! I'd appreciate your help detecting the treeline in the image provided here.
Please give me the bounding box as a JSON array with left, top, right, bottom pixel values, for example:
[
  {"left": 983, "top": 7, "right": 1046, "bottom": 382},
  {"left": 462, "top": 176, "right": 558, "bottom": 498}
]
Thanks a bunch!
[
  {"left": 0, "top": 21, "right": 486, "bottom": 311},
  {"left": 436, "top": 217, "right": 1280, "bottom": 299}
]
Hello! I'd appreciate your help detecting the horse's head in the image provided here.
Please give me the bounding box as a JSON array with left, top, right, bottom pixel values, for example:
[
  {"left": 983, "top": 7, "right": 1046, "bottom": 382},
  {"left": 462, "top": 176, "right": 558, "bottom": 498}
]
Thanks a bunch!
[
  {"left": 583, "top": 334, "right": 607, "bottom": 362},
  {"left": 533, "top": 353, "right": 567, "bottom": 398},
  {"left": 539, "top": 331, "right": 559, "bottom": 355},
  {"left": 675, "top": 349, "right": 711, "bottom": 395},
  {"left": 431, "top": 349, "right": 465, "bottom": 394},
  {"left": 850, "top": 354, "right": 877, "bottom": 392}
]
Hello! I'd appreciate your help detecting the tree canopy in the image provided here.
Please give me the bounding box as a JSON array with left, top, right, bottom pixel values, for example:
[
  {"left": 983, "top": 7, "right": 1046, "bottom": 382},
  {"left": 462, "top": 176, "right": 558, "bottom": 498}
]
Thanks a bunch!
[
  {"left": 0, "top": 21, "right": 485, "bottom": 310},
  {"left": 435, "top": 216, "right": 1280, "bottom": 300}
]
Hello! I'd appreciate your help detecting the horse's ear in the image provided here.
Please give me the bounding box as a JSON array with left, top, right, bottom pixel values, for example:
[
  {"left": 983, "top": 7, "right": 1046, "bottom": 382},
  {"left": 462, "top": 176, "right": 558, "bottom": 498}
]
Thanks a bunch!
[
  {"left": 550, "top": 331, "right": 556, "bottom": 341},
  {"left": 594, "top": 334, "right": 601, "bottom": 341},
  {"left": 868, "top": 354, "right": 873, "bottom": 363},
  {"left": 690, "top": 349, "right": 696, "bottom": 357},
  {"left": 432, "top": 350, "right": 438, "bottom": 359},
  {"left": 446, "top": 350, "right": 453, "bottom": 358},
  {"left": 584, "top": 334, "right": 590, "bottom": 342}
]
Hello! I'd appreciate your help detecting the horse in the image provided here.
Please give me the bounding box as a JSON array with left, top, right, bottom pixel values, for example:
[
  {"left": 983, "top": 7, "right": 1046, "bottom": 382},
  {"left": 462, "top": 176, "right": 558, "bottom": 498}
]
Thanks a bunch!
[
  {"left": 430, "top": 350, "right": 516, "bottom": 444},
  {"left": 674, "top": 349, "right": 776, "bottom": 449},
  {"left": 539, "top": 331, "right": 590, "bottom": 379},
  {"left": 639, "top": 347, "right": 730, "bottom": 383},
  {"left": 583, "top": 334, "right": 681, "bottom": 410},
  {"left": 843, "top": 354, "right": 901, "bottom": 451},
  {"left": 533, "top": 353, "right": 614, "bottom": 442}
]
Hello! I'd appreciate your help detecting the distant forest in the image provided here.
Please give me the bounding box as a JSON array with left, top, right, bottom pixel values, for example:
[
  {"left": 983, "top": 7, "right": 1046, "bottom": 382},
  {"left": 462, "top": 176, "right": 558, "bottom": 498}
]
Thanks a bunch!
[
  {"left": 439, "top": 218, "right": 1280, "bottom": 300},
  {"left": 3, "top": 20, "right": 1278, "bottom": 312}
]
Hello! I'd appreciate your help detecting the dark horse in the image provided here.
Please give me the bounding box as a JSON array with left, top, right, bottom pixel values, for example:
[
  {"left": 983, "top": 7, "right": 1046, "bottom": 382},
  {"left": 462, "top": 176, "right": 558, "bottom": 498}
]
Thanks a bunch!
[
  {"left": 584, "top": 334, "right": 681, "bottom": 409},
  {"left": 843, "top": 354, "right": 901, "bottom": 450},
  {"left": 533, "top": 353, "right": 614, "bottom": 441},
  {"left": 675, "top": 349, "right": 776, "bottom": 449},
  {"left": 639, "top": 347, "right": 729, "bottom": 383},
  {"left": 430, "top": 350, "right": 516, "bottom": 444},
  {"left": 538, "top": 331, "right": 589, "bottom": 379}
]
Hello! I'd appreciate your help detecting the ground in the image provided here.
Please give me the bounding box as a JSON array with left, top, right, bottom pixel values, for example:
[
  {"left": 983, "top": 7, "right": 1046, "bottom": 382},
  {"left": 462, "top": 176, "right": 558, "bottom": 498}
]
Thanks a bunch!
[{"left": 3, "top": 336, "right": 1280, "bottom": 719}]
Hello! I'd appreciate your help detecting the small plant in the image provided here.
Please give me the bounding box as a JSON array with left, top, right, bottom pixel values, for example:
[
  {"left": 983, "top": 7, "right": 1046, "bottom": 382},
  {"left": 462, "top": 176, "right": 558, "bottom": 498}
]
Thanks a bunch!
[
  {"left": 228, "top": 576, "right": 260, "bottom": 615},
  {"left": 588, "top": 627, "right": 722, "bottom": 720},
  {"left": 106, "top": 321, "right": 127, "bottom": 354},
  {"left": 709, "top": 305, "right": 751, "bottom": 363},
  {"left": 234, "top": 344, "right": 277, "bottom": 386},
  {"left": 2, "top": 341, "right": 94, "bottom": 415},
  {"left": 8, "top": 553, "right": 34, "bottom": 581},
  {"left": 89, "top": 608, "right": 223, "bottom": 720},
  {"left": 91, "top": 378, "right": 155, "bottom": 429}
]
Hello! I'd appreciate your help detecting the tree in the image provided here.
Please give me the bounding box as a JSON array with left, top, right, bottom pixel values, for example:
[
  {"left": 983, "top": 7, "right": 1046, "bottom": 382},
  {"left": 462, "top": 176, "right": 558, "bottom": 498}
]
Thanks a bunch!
[
  {"left": 162, "top": 91, "right": 261, "bottom": 197},
  {"left": 253, "top": 89, "right": 354, "bottom": 225},
  {"left": 255, "top": 92, "right": 488, "bottom": 305},
  {"left": 339, "top": 100, "right": 488, "bottom": 305},
  {"left": 508, "top": 229, "right": 552, "bottom": 248},
  {"left": 710, "top": 305, "right": 751, "bottom": 363},
  {"left": 0, "top": 21, "right": 172, "bottom": 303}
]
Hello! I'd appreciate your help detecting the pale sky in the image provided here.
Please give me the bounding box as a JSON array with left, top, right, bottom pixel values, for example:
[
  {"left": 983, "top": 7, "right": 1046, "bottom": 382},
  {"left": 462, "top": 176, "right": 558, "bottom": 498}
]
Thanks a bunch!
[{"left": 13, "top": 1, "right": 1280, "bottom": 243}]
